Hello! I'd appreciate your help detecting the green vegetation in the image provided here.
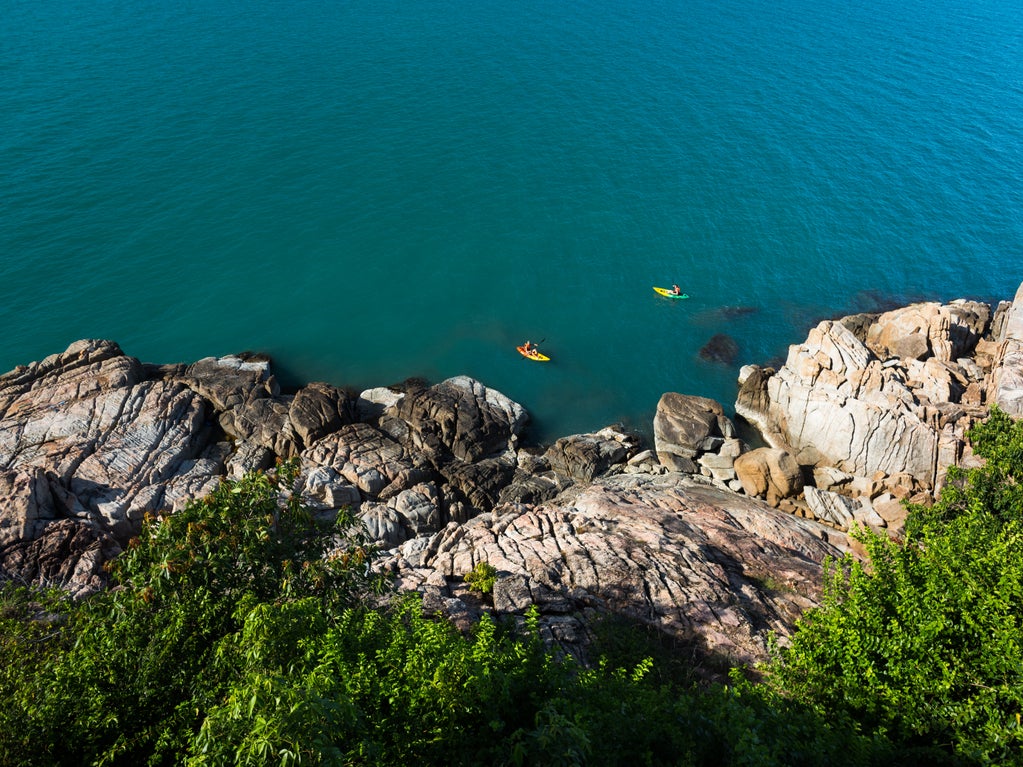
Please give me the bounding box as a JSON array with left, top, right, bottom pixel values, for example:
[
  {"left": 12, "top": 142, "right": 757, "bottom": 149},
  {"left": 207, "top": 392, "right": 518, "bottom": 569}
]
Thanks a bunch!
[
  {"left": 4, "top": 404, "right": 1023, "bottom": 765},
  {"left": 464, "top": 560, "right": 498, "bottom": 595},
  {"left": 768, "top": 406, "right": 1023, "bottom": 765},
  {"left": 0, "top": 461, "right": 385, "bottom": 766}
]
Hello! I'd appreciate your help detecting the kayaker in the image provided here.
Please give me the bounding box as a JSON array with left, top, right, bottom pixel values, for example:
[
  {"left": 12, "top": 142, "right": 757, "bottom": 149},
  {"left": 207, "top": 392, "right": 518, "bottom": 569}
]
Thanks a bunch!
[
  {"left": 523, "top": 340, "right": 536, "bottom": 355},
  {"left": 671, "top": 284, "right": 682, "bottom": 295}
]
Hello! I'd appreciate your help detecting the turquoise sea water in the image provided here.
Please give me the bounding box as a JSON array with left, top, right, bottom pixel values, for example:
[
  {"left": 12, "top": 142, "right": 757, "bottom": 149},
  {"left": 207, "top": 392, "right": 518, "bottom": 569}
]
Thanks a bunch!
[{"left": 2, "top": 0, "right": 1021, "bottom": 441}]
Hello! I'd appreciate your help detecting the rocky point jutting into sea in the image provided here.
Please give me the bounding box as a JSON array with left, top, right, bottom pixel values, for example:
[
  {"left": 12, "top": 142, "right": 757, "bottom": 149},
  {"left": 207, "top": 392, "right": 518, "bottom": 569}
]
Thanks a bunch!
[{"left": 1, "top": 281, "right": 1021, "bottom": 668}]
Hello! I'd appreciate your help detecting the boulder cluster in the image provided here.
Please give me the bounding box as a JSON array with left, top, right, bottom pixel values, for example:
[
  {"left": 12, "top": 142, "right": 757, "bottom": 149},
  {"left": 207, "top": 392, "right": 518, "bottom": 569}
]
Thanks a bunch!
[
  {"left": 651, "top": 283, "right": 1023, "bottom": 540},
  {"left": 1, "top": 280, "right": 1020, "bottom": 666}
]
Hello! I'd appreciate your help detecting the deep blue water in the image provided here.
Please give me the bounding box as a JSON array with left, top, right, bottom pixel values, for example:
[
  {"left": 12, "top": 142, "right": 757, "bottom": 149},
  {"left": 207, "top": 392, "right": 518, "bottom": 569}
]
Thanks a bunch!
[{"left": 2, "top": 0, "right": 1021, "bottom": 441}]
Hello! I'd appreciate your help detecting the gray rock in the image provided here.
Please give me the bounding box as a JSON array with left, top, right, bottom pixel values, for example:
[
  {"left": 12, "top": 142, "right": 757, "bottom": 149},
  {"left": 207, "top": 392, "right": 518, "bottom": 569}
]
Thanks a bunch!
[
  {"left": 302, "top": 423, "right": 421, "bottom": 499},
  {"left": 497, "top": 471, "right": 566, "bottom": 506},
  {"left": 226, "top": 441, "right": 276, "bottom": 479},
  {"left": 289, "top": 382, "right": 353, "bottom": 447},
  {"left": 389, "top": 377, "right": 527, "bottom": 464},
  {"left": 438, "top": 457, "right": 516, "bottom": 519},
  {"left": 812, "top": 465, "right": 854, "bottom": 493},
  {"left": 719, "top": 438, "right": 747, "bottom": 459},
  {"left": 802, "top": 486, "right": 856, "bottom": 529},
  {"left": 627, "top": 449, "right": 656, "bottom": 466},
  {"left": 219, "top": 397, "right": 299, "bottom": 457},
  {"left": 991, "top": 282, "right": 1023, "bottom": 417},
  {"left": 303, "top": 465, "right": 361, "bottom": 510},
  {"left": 544, "top": 427, "right": 638, "bottom": 482},
  {"left": 179, "top": 353, "right": 275, "bottom": 411},
  {"left": 360, "top": 505, "right": 409, "bottom": 549},
  {"left": 162, "top": 458, "right": 225, "bottom": 513},
  {"left": 654, "top": 393, "right": 733, "bottom": 469},
  {"left": 699, "top": 436, "right": 725, "bottom": 453},
  {"left": 804, "top": 486, "right": 888, "bottom": 533},
  {"left": 388, "top": 482, "right": 442, "bottom": 537},
  {"left": 698, "top": 453, "right": 736, "bottom": 471}
]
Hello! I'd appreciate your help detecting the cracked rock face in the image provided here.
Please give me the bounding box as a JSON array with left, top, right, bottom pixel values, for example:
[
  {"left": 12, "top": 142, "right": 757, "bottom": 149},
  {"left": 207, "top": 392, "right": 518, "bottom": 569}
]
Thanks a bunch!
[
  {"left": 736, "top": 310, "right": 989, "bottom": 490},
  {"left": 0, "top": 341, "right": 217, "bottom": 590},
  {"left": 0, "top": 344, "right": 215, "bottom": 528},
  {"left": 991, "top": 282, "right": 1023, "bottom": 417},
  {"left": 387, "top": 376, "right": 527, "bottom": 464},
  {"left": 0, "top": 341, "right": 849, "bottom": 666},
  {"left": 289, "top": 382, "right": 354, "bottom": 446},
  {"left": 384, "top": 473, "right": 845, "bottom": 669},
  {"left": 0, "top": 343, "right": 367, "bottom": 593},
  {"left": 4, "top": 282, "right": 1019, "bottom": 667},
  {"left": 302, "top": 422, "right": 428, "bottom": 499}
]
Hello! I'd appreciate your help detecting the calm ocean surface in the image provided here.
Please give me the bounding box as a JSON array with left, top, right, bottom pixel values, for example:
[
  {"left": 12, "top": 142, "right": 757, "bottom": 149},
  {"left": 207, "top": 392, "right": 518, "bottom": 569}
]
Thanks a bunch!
[{"left": 2, "top": 0, "right": 1021, "bottom": 441}]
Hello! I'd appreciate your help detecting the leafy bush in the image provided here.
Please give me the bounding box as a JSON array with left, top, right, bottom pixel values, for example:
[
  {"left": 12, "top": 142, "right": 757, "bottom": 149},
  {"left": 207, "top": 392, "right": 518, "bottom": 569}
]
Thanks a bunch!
[
  {"left": 0, "top": 460, "right": 382, "bottom": 766},
  {"left": 464, "top": 560, "right": 498, "bottom": 595},
  {"left": 0, "top": 460, "right": 926, "bottom": 766},
  {"left": 769, "top": 406, "right": 1023, "bottom": 764}
]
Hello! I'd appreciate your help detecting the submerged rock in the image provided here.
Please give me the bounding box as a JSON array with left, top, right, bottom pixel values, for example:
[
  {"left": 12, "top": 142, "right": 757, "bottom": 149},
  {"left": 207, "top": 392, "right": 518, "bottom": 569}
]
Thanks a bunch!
[{"left": 699, "top": 333, "right": 740, "bottom": 365}]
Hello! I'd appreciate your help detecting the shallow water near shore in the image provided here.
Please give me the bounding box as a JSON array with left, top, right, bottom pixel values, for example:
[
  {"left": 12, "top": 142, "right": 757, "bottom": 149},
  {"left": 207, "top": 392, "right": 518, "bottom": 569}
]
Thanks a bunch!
[{"left": 2, "top": 0, "right": 1021, "bottom": 441}]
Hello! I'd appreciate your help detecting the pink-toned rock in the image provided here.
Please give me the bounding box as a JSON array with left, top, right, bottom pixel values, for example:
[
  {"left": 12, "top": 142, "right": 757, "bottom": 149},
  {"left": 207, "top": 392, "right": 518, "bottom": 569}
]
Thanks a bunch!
[
  {"left": 1, "top": 518, "right": 120, "bottom": 598},
  {"left": 385, "top": 474, "right": 845, "bottom": 669},
  {"left": 303, "top": 422, "right": 423, "bottom": 499}
]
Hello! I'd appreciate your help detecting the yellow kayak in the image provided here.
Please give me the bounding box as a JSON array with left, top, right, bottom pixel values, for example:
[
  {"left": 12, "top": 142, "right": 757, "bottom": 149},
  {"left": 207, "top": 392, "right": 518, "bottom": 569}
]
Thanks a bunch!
[{"left": 517, "top": 345, "right": 550, "bottom": 362}]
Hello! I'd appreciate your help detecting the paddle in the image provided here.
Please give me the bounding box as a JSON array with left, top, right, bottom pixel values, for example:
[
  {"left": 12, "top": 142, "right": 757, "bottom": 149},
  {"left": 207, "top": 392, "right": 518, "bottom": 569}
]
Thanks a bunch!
[{"left": 520, "top": 338, "right": 546, "bottom": 359}]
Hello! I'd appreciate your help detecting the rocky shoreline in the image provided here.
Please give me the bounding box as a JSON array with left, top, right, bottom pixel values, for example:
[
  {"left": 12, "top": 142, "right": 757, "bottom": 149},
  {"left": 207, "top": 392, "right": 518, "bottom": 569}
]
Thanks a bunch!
[{"left": 1, "top": 280, "right": 1020, "bottom": 667}]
